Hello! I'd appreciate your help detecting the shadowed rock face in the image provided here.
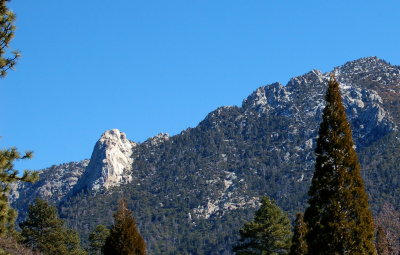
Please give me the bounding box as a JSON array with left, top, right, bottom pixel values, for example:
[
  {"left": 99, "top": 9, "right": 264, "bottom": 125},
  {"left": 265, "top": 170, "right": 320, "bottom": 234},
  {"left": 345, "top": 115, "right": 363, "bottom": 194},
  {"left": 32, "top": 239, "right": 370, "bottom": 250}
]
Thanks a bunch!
[{"left": 76, "top": 129, "right": 137, "bottom": 191}]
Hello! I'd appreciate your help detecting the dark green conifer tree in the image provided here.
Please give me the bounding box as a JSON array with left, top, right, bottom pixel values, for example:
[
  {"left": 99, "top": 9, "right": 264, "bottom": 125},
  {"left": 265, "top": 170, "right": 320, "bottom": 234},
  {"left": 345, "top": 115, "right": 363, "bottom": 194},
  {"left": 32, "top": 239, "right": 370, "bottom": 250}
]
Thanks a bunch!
[
  {"left": 375, "top": 226, "right": 389, "bottom": 255},
  {"left": 20, "top": 198, "right": 86, "bottom": 255},
  {"left": 89, "top": 225, "right": 110, "bottom": 255},
  {"left": 233, "top": 196, "right": 292, "bottom": 255},
  {"left": 289, "top": 213, "right": 307, "bottom": 255},
  {"left": 103, "top": 199, "right": 146, "bottom": 255},
  {"left": 304, "top": 75, "right": 376, "bottom": 254},
  {"left": 0, "top": 148, "right": 38, "bottom": 236},
  {"left": 0, "top": 0, "right": 38, "bottom": 239}
]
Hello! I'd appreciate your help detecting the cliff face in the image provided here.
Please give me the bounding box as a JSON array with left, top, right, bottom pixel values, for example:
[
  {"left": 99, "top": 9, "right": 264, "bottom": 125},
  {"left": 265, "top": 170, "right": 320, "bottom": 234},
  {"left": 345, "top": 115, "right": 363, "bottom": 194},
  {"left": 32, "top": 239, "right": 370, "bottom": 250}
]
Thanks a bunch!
[
  {"left": 11, "top": 57, "right": 400, "bottom": 254},
  {"left": 11, "top": 129, "right": 136, "bottom": 204},
  {"left": 74, "top": 129, "right": 137, "bottom": 191}
]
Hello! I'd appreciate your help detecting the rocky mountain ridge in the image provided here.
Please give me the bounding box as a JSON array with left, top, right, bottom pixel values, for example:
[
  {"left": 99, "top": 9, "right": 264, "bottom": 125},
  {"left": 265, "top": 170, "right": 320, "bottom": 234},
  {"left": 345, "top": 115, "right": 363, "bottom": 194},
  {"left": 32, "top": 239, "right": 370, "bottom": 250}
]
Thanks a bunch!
[
  {"left": 10, "top": 56, "right": 400, "bottom": 254},
  {"left": 10, "top": 130, "right": 172, "bottom": 211}
]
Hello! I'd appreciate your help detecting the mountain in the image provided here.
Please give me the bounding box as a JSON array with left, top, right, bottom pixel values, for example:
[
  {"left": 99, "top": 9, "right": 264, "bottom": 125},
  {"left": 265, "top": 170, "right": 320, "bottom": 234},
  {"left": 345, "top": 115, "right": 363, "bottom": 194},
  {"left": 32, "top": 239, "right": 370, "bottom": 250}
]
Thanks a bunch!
[{"left": 10, "top": 57, "right": 400, "bottom": 254}]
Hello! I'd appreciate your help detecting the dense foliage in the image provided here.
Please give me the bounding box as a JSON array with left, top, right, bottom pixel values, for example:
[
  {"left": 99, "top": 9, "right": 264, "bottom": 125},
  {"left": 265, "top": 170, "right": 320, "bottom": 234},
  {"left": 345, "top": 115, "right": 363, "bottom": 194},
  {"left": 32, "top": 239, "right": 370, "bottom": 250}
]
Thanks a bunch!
[
  {"left": 0, "top": 148, "right": 38, "bottom": 236},
  {"left": 89, "top": 225, "right": 109, "bottom": 255},
  {"left": 0, "top": 4, "right": 39, "bottom": 237},
  {"left": 0, "top": 0, "right": 38, "bottom": 244},
  {"left": 20, "top": 199, "right": 86, "bottom": 255},
  {"left": 288, "top": 213, "right": 307, "bottom": 255},
  {"left": 233, "top": 197, "right": 292, "bottom": 255},
  {"left": 0, "top": 0, "right": 20, "bottom": 77},
  {"left": 304, "top": 75, "right": 376, "bottom": 254},
  {"left": 103, "top": 199, "right": 146, "bottom": 255}
]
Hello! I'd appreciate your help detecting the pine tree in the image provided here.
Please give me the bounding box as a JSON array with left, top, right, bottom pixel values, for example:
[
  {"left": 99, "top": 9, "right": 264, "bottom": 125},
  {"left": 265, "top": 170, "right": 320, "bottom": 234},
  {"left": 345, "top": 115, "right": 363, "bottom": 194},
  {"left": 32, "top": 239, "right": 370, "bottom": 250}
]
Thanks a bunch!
[
  {"left": 375, "top": 226, "right": 389, "bottom": 255},
  {"left": 20, "top": 198, "right": 86, "bottom": 255},
  {"left": 304, "top": 75, "right": 376, "bottom": 254},
  {"left": 289, "top": 213, "right": 307, "bottom": 255},
  {"left": 0, "top": 0, "right": 38, "bottom": 238},
  {"left": 0, "top": 0, "right": 20, "bottom": 77},
  {"left": 233, "top": 196, "right": 292, "bottom": 255},
  {"left": 0, "top": 148, "right": 38, "bottom": 236},
  {"left": 89, "top": 225, "right": 110, "bottom": 255},
  {"left": 103, "top": 199, "right": 146, "bottom": 255}
]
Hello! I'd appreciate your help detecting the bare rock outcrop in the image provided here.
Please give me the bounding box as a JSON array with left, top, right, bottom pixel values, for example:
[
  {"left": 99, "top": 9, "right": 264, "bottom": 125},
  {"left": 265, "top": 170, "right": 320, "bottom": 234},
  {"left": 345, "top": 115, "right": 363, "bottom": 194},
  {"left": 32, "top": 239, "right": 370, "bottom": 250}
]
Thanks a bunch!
[{"left": 76, "top": 129, "right": 137, "bottom": 191}]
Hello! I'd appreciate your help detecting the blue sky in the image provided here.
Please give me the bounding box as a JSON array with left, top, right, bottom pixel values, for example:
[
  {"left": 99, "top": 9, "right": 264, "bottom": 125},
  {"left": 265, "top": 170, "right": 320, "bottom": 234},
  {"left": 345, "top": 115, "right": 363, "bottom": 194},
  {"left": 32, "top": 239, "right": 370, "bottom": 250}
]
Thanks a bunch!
[{"left": 1, "top": 0, "right": 400, "bottom": 170}]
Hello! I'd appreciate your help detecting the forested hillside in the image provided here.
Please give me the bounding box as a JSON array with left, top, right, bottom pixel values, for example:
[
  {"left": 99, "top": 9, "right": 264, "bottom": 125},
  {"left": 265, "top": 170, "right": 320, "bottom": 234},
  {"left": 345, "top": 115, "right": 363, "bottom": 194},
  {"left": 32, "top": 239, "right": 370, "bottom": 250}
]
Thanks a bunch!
[{"left": 11, "top": 57, "right": 400, "bottom": 254}]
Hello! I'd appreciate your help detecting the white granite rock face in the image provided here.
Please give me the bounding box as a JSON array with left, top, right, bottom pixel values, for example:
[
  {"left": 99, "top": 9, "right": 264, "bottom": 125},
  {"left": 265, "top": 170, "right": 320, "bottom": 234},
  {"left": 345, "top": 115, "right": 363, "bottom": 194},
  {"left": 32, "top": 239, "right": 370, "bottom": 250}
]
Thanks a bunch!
[
  {"left": 10, "top": 129, "right": 137, "bottom": 207},
  {"left": 82, "top": 129, "right": 137, "bottom": 191}
]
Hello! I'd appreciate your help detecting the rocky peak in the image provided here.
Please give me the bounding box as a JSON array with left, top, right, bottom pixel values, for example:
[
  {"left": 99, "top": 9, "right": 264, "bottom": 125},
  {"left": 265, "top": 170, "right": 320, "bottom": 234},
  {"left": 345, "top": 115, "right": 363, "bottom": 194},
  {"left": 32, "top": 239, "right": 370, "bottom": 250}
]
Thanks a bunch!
[
  {"left": 242, "top": 82, "right": 291, "bottom": 114},
  {"left": 337, "top": 57, "right": 392, "bottom": 74},
  {"left": 287, "top": 69, "right": 326, "bottom": 89},
  {"left": 333, "top": 57, "right": 400, "bottom": 126},
  {"left": 75, "top": 129, "right": 137, "bottom": 191},
  {"left": 334, "top": 57, "right": 400, "bottom": 87},
  {"left": 99, "top": 129, "right": 132, "bottom": 145},
  {"left": 241, "top": 59, "right": 397, "bottom": 148},
  {"left": 144, "top": 133, "right": 170, "bottom": 146}
]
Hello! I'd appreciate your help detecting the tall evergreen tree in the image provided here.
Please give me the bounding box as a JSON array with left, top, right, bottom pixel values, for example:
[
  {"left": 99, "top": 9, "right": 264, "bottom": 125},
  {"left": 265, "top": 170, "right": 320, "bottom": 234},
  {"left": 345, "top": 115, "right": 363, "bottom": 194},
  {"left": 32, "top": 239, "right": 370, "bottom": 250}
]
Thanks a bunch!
[
  {"left": 289, "top": 213, "right": 307, "bottom": 255},
  {"left": 233, "top": 196, "right": 292, "bottom": 255},
  {"left": 0, "top": 0, "right": 20, "bottom": 77},
  {"left": 20, "top": 198, "right": 86, "bottom": 255},
  {"left": 103, "top": 199, "right": 146, "bottom": 255},
  {"left": 0, "top": 0, "right": 38, "bottom": 238},
  {"left": 304, "top": 75, "right": 376, "bottom": 254}
]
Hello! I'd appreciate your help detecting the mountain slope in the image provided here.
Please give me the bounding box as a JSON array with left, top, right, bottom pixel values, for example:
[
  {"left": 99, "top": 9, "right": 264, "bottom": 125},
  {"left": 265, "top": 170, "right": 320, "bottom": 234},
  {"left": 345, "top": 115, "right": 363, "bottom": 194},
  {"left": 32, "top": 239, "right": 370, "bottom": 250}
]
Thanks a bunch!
[{"left": 11, "top": 57, "right": 400, "bottom": 254}]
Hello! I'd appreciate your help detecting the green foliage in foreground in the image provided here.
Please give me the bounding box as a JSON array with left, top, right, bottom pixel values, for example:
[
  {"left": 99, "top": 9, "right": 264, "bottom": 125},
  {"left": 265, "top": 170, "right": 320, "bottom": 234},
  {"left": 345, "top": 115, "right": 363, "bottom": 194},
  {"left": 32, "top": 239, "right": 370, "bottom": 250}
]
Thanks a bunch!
[
  {"left": 288, "top": 213, "right": 307, "bottom": 255},
  {"left": 0, "top": 148, "right": 38, "bottom": 237},
  {"left": 20, "top": 198, "right": 86, "bottom": 255},
  {"left": 0, "top": 0, "right": 20, "bottom": 77},
  {"left": 89, "top": 225, "right": 109, "bottom": 255},
  {"left": 0, "top": 0, "right": 38, "bottom": 241},
  {"left": 233, "top": 196, "right": 292, "bottom": 255}
]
